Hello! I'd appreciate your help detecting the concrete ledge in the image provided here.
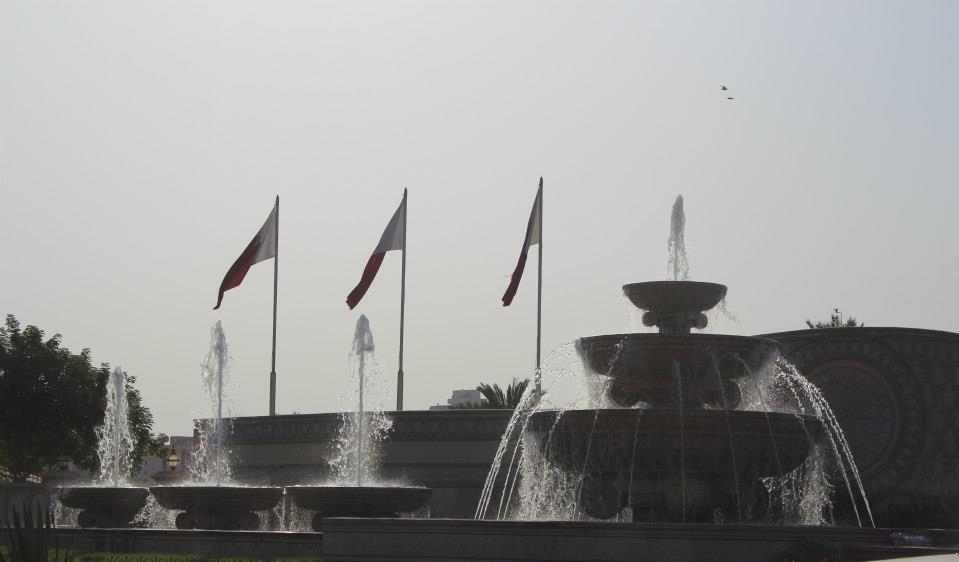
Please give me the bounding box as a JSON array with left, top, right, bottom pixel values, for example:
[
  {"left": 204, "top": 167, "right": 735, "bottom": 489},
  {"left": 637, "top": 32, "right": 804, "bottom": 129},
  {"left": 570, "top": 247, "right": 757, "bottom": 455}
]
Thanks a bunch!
[
  {"left": 37, "top": 529, "right": 323, "bottom": 559},
  {"left": 0, "top": 521, "right": 952, "bottom": 562},
  {"left": 321, "top": 518, "right": 959, "bottom": 562}
]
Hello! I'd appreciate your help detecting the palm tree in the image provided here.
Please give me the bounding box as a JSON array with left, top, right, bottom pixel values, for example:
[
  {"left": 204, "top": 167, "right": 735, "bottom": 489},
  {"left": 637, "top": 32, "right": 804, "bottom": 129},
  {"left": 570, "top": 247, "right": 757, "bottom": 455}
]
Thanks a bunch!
[
  {"left": 476, "top": 378, "right": 530, "bottom": 409},
  {"left": 805, "top": 308, "right": 863, "bottom": 329}
]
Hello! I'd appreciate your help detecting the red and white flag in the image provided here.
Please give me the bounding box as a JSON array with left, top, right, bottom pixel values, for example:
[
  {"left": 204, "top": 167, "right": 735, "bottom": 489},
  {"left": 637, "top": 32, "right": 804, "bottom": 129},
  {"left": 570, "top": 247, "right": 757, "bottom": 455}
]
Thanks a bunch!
[
  {"left": 213, "top": 204, "right": 278, "bottom": 310},
  {"left": 346, "top": 189, "right": 407, "bottom": 309},
  {"left": 502, "top": 178, "right": 543, "bottom": 306}
]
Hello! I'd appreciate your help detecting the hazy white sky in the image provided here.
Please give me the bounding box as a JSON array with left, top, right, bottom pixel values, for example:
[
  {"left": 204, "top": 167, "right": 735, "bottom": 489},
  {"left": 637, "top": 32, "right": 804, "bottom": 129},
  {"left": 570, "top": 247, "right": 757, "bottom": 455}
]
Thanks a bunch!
[{"left": 2, "top": 1, "right": 956, "bottom": 435}]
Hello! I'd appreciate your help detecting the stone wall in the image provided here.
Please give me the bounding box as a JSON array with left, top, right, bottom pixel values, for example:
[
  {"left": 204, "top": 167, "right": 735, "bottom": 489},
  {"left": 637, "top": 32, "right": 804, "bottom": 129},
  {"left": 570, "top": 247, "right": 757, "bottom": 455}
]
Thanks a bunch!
[
  {"left": 2, "top": 528, "right": 323, "bottom": 558},
  {"left": 227, "top": 409, "right": 512, "bottom": 518},
  {"left": 765, "top": 327, "right": 959, "bottom": 528},
  {"left": 321, "top": 518, "right": 958, "bottom": 562}
]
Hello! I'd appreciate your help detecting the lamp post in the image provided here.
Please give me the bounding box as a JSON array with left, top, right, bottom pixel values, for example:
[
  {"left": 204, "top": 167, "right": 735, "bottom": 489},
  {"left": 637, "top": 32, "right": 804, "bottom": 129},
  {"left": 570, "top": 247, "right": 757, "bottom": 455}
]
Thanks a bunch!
[{"left": 166, "top": 447, "right": 180, "bottom": 472}]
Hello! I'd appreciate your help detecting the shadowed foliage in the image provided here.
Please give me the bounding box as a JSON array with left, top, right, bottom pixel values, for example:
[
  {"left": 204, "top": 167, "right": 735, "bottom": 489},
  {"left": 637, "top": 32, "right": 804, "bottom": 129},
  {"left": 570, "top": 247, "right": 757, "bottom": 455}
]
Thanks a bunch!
[
  {"left": 0, "top": 315, "right": 162, "bottom": 482},
  {"left": 476, "top": 378, "right": 530, "bottom": 409},
  {"left": 805, "top": 310, "right": 863, "bottom": 329}
]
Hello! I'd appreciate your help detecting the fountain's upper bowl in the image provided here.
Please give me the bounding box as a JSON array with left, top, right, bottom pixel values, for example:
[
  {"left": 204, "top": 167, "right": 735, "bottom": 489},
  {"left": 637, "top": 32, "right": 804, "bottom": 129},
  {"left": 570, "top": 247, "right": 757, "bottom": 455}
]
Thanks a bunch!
[
  {"left": 623, "top": 281, "right": 727, "bottom": 313},
  {"left": 623, "top": 281, "right": 728, "bottom": 334}
]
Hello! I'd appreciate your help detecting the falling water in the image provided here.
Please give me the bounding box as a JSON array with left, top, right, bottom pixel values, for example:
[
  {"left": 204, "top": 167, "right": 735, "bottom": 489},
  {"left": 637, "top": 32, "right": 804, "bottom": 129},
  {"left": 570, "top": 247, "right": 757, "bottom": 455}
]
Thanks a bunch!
[
  {"left": 495, "top": 388, "right": 542, "bottom": 520},
  {"left": 52, "top": 497, "right": 79, "bottom": 528},
  {"left": 737, "top": 356, "right": 873, "bottom": 527},
  {"left": 355, "top": 316, "right": 372, "bottom": 486},
  {"left": 191, "top": 321, "right": 233, "bottom": 485},
  {"left": 95, "top": 366, "right": 134, "bottom": 487},
  {"left": 478, "top": 338, "right": 873, "bottom": 525},
  {"left": 475, "top": 384, "right": 539, "bottom": 519},
  {"left": 572, "top": 407, "right": 604, "bottom": 521},
  {"left": 476, "top": 342, "right": 614, "bottom": 521},
  {"left": 328, "top": 315, "right": 392, "bottom": 486},
  {"left": 132, "top": 495, "right": 176, "bottom": 529},
  {"left": 744, "top": 363, "right": 786, "bottom": 478},
  {"left": 710, "top": 356, "right": 743, "bottom": 520},
  {"left": 776, "top": 375, "right": 837, "bottom": 525},
  {"left": 475, "top": 343, "right": 583, "bottom": 520},
  {"left": 666, "top": 195, "right": 689, "bottom": 281},
  {"left": 285, "top": 498, "right": 314, "bottom": 532},
  {"left": 775, "top": 360, "right": 875, "bottom": 527},
  {"left": 673, "top": 362, "right": 688, "bottom": 523},
  {"left": 626, "top": 408, "right": 645, "bottom": 512}
]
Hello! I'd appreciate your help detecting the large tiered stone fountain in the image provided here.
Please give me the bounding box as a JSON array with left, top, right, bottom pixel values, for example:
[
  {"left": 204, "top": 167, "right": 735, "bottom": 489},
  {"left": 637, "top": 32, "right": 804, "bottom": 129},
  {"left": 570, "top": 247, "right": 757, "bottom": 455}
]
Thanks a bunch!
[{"left": 527, "top": 279, "right": 821, "bottom": 522}]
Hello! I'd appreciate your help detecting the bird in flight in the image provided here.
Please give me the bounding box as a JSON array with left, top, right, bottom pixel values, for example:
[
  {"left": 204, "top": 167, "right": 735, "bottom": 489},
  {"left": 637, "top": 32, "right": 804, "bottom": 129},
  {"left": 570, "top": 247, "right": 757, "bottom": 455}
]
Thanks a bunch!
[
  {"left": 721, "top": 85, "right": 728, "bottom": 91},
  {"left": 727, "top": 97, "right": 734, "bottom": 100}
]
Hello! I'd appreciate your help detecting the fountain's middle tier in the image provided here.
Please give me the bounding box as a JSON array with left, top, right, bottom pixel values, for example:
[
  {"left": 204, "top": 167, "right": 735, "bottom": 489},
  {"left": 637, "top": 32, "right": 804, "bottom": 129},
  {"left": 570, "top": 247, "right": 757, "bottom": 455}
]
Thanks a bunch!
[
  {"left": 527, "top": 409, "right": 822, "bottom": 522},
  {"left": 577, "top": 333, "right": 777, "bottom": 408}
]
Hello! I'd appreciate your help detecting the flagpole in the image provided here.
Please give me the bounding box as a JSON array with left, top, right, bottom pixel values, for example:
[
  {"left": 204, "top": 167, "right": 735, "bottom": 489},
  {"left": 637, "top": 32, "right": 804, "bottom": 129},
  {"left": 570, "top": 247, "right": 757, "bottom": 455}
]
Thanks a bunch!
[
  {"left": 269, "top": 195, "right": 279, "bottom": 416},
  {"left": 535, "top": 179, "right": 543, "bottom": 397},
  {"left": 397, "top": 188, "right": 407, "bottom": 411}
]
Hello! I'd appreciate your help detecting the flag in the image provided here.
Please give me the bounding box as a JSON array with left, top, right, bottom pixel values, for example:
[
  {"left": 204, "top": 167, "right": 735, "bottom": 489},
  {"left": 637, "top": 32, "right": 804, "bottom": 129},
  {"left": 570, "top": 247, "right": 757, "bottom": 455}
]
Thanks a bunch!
[
  {"left": 502, "top": 178, "right": 542, "bottom": 306},
  {"left": 346, "top": 189, "right": 407, "bottom": 309},
  {"left": 213, "top": 205, "right": 277, "bottom": 310}
]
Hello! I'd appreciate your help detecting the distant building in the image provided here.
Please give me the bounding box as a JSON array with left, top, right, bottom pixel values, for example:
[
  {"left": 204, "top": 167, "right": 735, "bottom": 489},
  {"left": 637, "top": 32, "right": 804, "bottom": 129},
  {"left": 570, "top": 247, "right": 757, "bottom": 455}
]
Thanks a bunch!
[{"left": 429, "top": 389, "right": 487, "bottom": 411}]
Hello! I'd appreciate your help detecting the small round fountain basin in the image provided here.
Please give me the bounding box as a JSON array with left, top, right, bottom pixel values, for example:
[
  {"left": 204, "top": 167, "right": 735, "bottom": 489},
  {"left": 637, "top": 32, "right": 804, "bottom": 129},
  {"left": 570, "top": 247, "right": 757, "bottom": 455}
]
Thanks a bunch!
[
  {"left": 59, "top": 486, "right": 149, "bottom": 528},
  {"left": 59, "top": 486, "right": 149, "bottom": 512},
  {"left": 149, "top": 485, "right": 282, "bottom": 512},
  {"left": 149, "top": 485, "right": 282, "bottom": 530},
  {"left": 286, "top": 485, "right": 431, "bottom": 531}
]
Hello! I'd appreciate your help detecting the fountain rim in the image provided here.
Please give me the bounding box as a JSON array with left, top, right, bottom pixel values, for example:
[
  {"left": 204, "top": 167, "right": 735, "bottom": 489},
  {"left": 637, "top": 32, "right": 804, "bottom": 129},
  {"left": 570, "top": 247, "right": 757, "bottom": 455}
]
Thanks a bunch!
[
  {"left": 576, "top": 332, "right": 778, "bottom": 344},
  {"left": 574, "top": 332, "right": 781, "bottom": 362},
  {"left": 147, "top": 484, "right": 284, "bottom": 512},
  {"left": 57, "top": 485, "right": 150, "bottom": 491},
  {"left": 148, "top": 485, "right": 284, "bottom": 491},
  {"left": 526, "top": 407, "right": 821, "bottom": 422},
  {"left": 285, "top": 484, "right": 431, "bottom": 491},
  {"left": 57, "top": 485, "right": 150, "bottom": 511}
]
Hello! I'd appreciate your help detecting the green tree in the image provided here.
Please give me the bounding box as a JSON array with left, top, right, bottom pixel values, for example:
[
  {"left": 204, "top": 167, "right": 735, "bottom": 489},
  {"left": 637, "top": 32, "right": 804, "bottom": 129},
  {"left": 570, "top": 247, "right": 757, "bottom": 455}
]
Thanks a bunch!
[
  {"left": 476, "top": 378, "right": 530, "bottom": 409},
  {"left": 0, "top": 315, "right": 162, "bottom": 482},
  {"left": 805, "top": 308, "right": 863, "bottom": 329}
]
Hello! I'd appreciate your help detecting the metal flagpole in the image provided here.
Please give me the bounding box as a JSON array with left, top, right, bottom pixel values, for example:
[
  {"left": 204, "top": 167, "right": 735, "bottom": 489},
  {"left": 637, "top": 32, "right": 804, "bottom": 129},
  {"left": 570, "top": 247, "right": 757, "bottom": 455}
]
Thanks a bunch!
[
  {"left": 535, "top": 178, "right": 543, "bottom": 397},
  {"left": 397, "top": 188, "right": 407, "bottom": 411},
  {"left": 269, "top": 195, "right": 279, "bottom": 416}
]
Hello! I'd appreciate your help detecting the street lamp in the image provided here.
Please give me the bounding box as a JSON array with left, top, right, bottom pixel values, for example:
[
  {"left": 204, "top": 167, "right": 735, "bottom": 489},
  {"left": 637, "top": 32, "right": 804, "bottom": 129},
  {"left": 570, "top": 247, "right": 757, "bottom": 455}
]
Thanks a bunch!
[{"left": 166, "top": 447, "right": 180, "bottom": 471}]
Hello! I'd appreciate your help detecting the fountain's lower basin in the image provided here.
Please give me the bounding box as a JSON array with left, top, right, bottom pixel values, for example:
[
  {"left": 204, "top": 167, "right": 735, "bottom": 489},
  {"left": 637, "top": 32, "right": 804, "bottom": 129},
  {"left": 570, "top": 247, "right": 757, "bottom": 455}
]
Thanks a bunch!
[
  {"left": 527, "top": 409, "right": 820, "bottom": 522},
  {"left": 58, "top": 486, "right": 149, "bottom": 528},
  {"left": 149, "top": 486, "right": 283, "bottom": 530},
  {"left": 286, "top": 485, "right": 432, "bottom": 531},
  {"left": 576, "top": 334, "right": 778, "bottom": 407}
]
